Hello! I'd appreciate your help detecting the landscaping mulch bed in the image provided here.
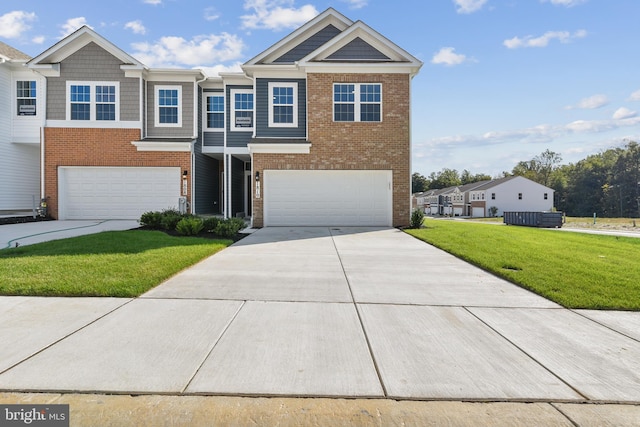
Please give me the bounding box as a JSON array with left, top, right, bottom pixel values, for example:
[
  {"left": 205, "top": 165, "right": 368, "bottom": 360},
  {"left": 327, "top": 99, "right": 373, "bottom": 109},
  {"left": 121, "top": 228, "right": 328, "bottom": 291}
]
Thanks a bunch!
[
  {"left": 0, "top": 216, "right": 53, "bottom": 226},
  {"left": 135, "top": 225, "right": 249, "bottom": 242}
]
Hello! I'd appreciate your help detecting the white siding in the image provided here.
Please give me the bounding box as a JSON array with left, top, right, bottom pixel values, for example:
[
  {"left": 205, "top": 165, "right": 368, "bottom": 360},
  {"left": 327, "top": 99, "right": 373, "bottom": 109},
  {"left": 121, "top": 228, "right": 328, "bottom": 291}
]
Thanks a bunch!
[
  {"left": 0, "top": 64, "right": 41, "bottom": 211},
  {"left": 488, "top": 176, "right": 554, "bottom": 216}
]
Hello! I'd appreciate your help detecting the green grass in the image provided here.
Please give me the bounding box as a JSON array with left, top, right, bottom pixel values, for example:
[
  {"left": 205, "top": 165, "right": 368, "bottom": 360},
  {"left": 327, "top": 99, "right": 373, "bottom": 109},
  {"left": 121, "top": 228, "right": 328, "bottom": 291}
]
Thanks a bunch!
[
  {"left": 406, "top": 219, "right": 640, "bottom": 310},
  {"left": 0, "top": 230, "right": 231, "bottom": 297}
]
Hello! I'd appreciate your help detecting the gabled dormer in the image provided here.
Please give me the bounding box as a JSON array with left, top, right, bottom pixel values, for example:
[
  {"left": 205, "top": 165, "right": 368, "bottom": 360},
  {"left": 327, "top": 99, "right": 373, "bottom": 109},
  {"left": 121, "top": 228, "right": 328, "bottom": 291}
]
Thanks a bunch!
[{"left": 27, "top": 26, "right": 146, "bottom": 130}]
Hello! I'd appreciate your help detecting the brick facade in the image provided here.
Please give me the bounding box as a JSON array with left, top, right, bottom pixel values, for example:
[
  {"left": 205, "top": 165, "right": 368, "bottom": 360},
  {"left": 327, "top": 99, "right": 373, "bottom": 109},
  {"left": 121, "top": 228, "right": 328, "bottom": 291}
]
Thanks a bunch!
[
  {"left": 43, "top": 127, "right": 191, "bottom": 219},
  {"left": 252, "top": 73, "right": 411, "bottom": 227}
]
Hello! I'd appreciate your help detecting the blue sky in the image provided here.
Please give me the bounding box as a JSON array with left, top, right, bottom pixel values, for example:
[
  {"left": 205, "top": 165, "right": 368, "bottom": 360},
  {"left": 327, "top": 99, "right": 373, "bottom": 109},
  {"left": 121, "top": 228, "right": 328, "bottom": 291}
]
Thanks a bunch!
[{"left": 2, "top": 0, "right": 640, "bottom": 177}]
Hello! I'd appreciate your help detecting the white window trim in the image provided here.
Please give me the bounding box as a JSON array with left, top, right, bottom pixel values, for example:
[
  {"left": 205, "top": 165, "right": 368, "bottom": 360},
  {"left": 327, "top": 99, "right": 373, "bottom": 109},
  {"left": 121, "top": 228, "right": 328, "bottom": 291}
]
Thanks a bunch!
[
  {"left": 203, "top": 93, "right": 225, "bottom": 132},
  {"left": 268, "top": 82, "right": 297, "bottom": 128},
  {"left": 66, "top": 81, "right": 120, "bottom": 122},
  {"left": 333, "top": 83, "right": 382, "bottom": 123},
  {"left": 16, "top": 80, "right": 38, "bottom": 117},
  {"left": 155, "top": 85, "right": 182, "bottom": 128},
  {"left": 230, "top": 88, "right": 254, "bottom": 132}
]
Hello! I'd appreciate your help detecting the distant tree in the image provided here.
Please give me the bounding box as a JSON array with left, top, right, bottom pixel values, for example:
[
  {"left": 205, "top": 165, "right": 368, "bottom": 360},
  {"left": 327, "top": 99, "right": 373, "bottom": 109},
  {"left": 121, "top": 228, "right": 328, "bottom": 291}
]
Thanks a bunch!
[
  {"left": 534, "top": 149, "right": 562, "bottom": 187},
  {"left": 429, "top": 168, "right": 461, "bottom": 189},
  {"left": 412, "top": 172, "right": 430, "bottom": 193}
]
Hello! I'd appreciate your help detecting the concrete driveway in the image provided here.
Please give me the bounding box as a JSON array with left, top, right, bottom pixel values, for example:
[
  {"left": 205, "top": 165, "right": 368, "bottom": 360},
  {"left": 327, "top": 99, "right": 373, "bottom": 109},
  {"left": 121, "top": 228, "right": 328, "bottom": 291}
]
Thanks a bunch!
[{"left": 1, "top": 227, "right": 640, "bottom": 404}]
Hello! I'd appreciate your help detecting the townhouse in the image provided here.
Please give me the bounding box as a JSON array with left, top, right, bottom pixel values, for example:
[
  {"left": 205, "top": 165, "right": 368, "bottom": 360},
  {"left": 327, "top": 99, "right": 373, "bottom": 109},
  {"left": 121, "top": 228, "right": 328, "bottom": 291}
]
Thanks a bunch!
[{"left": 19, "top": 8, "right": 422, "bottom": 227}]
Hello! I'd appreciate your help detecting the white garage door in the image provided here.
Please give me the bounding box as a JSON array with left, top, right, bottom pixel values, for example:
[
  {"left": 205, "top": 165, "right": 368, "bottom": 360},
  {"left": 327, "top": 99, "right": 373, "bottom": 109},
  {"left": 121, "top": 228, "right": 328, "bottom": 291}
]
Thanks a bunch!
[
  {"left": 59, "top": 167, "right": 181, "bottom": 220},
  {"left": 472, "top": 207, "right": 485, "bottom": 218},
  {"left": 264, "top": 170, "right": 392, "bottom": 226}
]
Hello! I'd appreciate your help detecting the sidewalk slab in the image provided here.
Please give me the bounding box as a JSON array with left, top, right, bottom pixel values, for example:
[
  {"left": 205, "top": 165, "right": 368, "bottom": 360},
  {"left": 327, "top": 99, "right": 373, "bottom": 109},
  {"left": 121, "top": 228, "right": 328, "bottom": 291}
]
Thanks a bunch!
[
  {"left": 186, "top": 301, "right": 383, "bottom": 397},
  {"left": 0, "top": 299, "right": 242, "bottom": 394},
  {"left": 358, "top": 304, "right": 580, "bottom": 400},
  {"left": 470, "top": 307, "right": 640, "bottom": 402},
  {"left": 0, "top": 297, "right": 129, "bottom": 373},
  {"left": 577, "top": 310, "right": 640, "bottom": 341}
]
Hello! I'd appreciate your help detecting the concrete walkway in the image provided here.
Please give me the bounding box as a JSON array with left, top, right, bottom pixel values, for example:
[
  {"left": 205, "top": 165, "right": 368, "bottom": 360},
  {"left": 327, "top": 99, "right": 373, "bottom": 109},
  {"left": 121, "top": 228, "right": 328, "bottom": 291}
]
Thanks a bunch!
[
  {"left": 1, "top": 227, "right": 639, "bottom": 425},
  {"left": 0, "top": 219, "right": 140, "bottom": 249}
]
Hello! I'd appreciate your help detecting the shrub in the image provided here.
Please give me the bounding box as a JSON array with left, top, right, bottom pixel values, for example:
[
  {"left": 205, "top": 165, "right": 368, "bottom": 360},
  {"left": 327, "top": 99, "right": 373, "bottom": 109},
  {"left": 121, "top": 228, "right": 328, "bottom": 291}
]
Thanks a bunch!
[
  {"left": 488, "top": 206, "right": 499, "bottom": 217},
  {"left": 214, "top": 218, "right": 246, "bottom": 238},
  {"left": 160, "top": 209, "right": 184, "bottom": 230},
  {"left": 410, "top": 208, "right": 425, "bottom": 229},
  {"left": 140, "top": 211, "right": 163, "bottom": 229},
  {"left": 175, "top": 217, "right": 204, "bottom": 236},
  {"left": 202, "top": 217, "right": 221, "bottom": 233}
]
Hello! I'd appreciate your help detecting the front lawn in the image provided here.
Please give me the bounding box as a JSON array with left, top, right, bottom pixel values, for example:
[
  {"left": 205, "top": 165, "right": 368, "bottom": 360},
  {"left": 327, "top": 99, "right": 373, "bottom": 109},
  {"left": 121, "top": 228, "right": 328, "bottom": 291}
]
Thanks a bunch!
[
  {"left": 0, "top": 230, "right": 231, "bottom": 297},
  {"left": 406, "top": 219, "right": 640, "bottom": 310}
]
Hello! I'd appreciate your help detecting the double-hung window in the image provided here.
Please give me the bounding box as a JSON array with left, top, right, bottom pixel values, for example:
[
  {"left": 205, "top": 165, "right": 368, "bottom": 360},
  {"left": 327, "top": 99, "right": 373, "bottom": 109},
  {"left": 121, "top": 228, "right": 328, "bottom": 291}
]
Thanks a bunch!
[
  {"left": 230, "top": 89, "right": 253, "bottom": 131},
  {"left": 205, "top": 95, "right": 224, "bottom": 130},
  {"left": 67, "top": 81, "right": 119, "bottom": 121},
  {"left": 333, "top": 83, "right": 382, "bottom": 122},
  {"left": 268, "top": 82, "right": 297, "bottom": 127},
  {"left": 16, "top": 80, "right": 37, "bottom": 116},
  {"left": 156, "top": 86, "right": 181, "bottom": 127}
]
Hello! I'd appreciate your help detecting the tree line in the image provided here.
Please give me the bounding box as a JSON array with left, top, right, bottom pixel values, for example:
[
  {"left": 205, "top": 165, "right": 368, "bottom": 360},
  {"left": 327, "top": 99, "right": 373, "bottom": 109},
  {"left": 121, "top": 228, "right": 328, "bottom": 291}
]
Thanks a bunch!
[{"left": 412, "top": 141, "right": 640, "bottom": 218}]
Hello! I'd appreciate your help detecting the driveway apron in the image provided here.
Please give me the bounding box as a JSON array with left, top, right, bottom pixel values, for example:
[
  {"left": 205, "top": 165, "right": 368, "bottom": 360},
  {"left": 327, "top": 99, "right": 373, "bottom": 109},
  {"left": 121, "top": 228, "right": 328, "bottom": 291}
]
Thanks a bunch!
[{"left": 1, "top": 227, "right": 639, "bottom": 403}]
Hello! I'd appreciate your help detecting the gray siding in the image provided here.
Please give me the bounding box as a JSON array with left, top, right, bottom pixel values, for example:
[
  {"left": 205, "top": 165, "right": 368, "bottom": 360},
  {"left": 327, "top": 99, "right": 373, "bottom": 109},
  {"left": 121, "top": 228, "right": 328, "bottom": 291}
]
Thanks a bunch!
[
  {"left": 274, "top": 25, "right": 341, "bottom": 63},
  {"left": 46, "top": 42, "right": 139, "bottom": 121},
  {"left": 326, "top": 37, "right": 390, "bottom": 61},
  {"left": 146, "top": 81, "right": 194, "bottom": 137},
  {"left": 226, "top": 85, "right": 252, "bottom": 148},
  {"left": 203, "top": 132, "right": 224, "bottom": 147},
  {"left": 255, "top": 78, "right": 306, "bottom": 139}
]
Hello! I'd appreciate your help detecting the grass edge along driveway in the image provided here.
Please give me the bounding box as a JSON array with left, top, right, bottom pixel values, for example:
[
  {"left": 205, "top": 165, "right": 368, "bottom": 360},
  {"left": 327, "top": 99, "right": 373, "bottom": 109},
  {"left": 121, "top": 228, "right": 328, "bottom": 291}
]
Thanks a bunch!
[
  {"left": 0, "top": 230, "right": 231, "bottom": 297},
  {"left": 406, "top": 219, "right": 640, "bottom": 311}
]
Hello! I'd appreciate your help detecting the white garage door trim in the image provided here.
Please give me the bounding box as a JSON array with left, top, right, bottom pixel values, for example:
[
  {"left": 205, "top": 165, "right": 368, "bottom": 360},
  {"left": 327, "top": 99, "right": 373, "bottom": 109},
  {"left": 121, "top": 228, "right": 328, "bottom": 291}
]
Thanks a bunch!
[
  {"left": 58, "top": 166, "right": 181, "bottom": 220},
  {"left": 264, "top": 170, "right": 392, "bottom": 226},
  {"left": 472, "top": 207, "right": 485, "bottom": 218}
]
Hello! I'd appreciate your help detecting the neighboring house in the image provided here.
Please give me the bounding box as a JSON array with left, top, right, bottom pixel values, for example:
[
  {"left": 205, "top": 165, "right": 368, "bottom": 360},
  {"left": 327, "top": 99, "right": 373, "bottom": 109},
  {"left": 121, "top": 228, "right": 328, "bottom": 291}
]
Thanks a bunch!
[
  {"left": 413, "top": 176, "right": 554, "bottom": 217},
  {"left": 0, "top": 42, "right": 45, "bottom": 213},
  {"left": 25, "top": 8, "right": 422, "bottom": 226},
  {"left": 468, "top": 176, "right": 554, "bottom": 217}
]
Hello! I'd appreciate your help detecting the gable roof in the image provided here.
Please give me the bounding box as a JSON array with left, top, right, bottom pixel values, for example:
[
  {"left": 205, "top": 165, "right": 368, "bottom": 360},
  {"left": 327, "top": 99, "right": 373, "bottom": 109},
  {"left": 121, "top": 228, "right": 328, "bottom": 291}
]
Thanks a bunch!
[
  {"left": 27, "top": 26, "right": 145, "bottom": 74},
  {"left": 0, "top": 41, "right": 31, "bottom": 62},
  {"left": 243, "top": 8, "right": 422, "bottom": 76}
]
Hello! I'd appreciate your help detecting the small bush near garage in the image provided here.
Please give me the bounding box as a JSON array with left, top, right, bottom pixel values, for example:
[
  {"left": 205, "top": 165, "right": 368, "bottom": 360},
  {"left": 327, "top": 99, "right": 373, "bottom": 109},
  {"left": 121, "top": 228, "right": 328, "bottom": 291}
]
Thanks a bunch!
[
  {"left": 139, "top": 210, "right": 247, "bottom": 241},
  {"left": 410, "top": 208, "right": 425, "bottom": 228},
  {"left": 176, "top": 217, "right": 204, "bottom": 236}
]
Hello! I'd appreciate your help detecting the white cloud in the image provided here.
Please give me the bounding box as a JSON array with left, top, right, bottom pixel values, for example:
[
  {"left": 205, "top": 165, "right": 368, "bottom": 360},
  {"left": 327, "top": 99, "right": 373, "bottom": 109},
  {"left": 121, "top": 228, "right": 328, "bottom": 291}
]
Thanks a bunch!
[
  {"left": 130, "top": 33, "right": 246, "bottom": 68},
  {"left": 204, "top": 7, "right": 220, "bottom": 21},
  {"left": 541, "top": 0, "right": 587, "bottom": 7},
  {"left": 60, "top": 17, "right": 91, "bottom": 38},
  {"left": 143, "top": 0, "right": 162, "bottom": 5},
  {"left": 32, "top": 35, "right": 45, "bottom": 44},
  {"left": 431, "top": 47, "right": 471, "bottom": 66},
  {"left": 565, "top": 94, "right": 609, "bottom": 110},
  {"left": 0, "top": 11, "right": 37, "bottom": 39},
  {"left": 241, "top": 0, "right": 318, "bottom": 31},
  {"left": 503, "top": 29, "right": 587, "bottom": 49},
  {"left": 453, "top": 0, "right": 487, "bottom": 14},
  {"left": 613, "top": 107, "right": 637, "bottom": 120},
  {"left": 629, "top": 89, "right": 640, "bottom": 102},
  {"left": 342, "top": 0, "right": 368, "bottom": 9},
  {"left": 124, "top": 20, "right": 146, "bottom": 35}
]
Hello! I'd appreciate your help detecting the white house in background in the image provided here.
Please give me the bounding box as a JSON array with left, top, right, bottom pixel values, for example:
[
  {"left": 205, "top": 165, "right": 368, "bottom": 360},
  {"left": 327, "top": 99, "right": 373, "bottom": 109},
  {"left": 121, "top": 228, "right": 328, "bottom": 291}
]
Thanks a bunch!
[
  {"left": 0, "top": 41, "right": 45, "bottom": 213},
  {"left": 469, "top": 176, "right": 554, "bottom": 217}
]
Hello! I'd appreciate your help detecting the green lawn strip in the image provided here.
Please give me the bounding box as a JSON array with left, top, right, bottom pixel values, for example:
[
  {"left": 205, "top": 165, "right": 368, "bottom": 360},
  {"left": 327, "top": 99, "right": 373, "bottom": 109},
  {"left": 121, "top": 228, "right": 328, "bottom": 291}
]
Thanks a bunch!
[
  {"left": 0, "top": 230, "right": 231, "bottom": 297},
  {"left": 406, "top": 220, "right": 640, "bottom": 310}
]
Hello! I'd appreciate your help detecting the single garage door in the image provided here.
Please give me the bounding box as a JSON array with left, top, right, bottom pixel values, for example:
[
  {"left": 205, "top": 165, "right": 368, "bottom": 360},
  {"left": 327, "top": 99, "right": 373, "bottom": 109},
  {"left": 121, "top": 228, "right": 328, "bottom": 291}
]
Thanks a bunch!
[
  {"left": 59, "top": 167, "right": 181, "bottom": 220},
  {"left": 472, "top": 207, "right": 485, "bottom": 218},
  {"left": 264, "top": 170, "right": 392, "bottom": 226}
]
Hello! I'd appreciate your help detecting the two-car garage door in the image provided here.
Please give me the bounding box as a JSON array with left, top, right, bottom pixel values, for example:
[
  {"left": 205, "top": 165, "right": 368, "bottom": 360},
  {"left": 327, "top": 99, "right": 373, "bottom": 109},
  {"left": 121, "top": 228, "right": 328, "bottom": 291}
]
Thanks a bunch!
[
  {"left": 58, "top": 167, "right": 181, "bottom": 220},
  {"left": 263, "top": 170, "right": 392, "bottom": 226}
]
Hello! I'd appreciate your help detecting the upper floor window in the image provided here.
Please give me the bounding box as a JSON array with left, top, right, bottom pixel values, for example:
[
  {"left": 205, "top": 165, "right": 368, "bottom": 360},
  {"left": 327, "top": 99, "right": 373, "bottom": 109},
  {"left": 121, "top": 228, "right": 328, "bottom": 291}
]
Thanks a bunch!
[
  {"left": 334, "top": 83, "right": 382, "bottom": 122},
  {"left": 268, "top": 82, "right": 297, "bottom": 128},
  {"left": 544, "top": 193, "right": 548, "bottom": 200},
  {"left": 67, "top": 82, "right": 119, "bottom": 121},
  {"left": 156, "top": 86, "right": 181, "bottom": 127},
  {"left": 205, "top": 94, "right": 224, "bottom": 130},
  {"left": 518, "top": 193, "right": 523, "bottom": 200},
  {"left": 16, "top": 80, "right": 37, "bottom": 116},
  {"left": 231, "top": 89, "right": 253, "bottom": 131},
  {"left": 491, "top": 193, "right": 496, "bottom": 200}
]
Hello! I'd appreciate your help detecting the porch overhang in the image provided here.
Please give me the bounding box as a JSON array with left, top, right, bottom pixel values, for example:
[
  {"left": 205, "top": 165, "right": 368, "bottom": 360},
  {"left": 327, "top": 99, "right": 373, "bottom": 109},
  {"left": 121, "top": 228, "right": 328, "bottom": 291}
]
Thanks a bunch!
[{"left": 248, "top": 138, "right": 311, "bottom": 154}]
